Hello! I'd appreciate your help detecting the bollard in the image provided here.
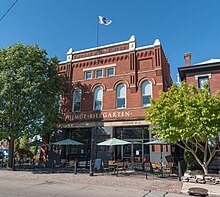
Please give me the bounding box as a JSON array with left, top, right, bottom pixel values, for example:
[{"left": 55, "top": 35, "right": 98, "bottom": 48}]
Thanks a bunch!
[
  {"left": 1, "top": 156, "right": 3, "bottom": 169},
  {"left": 51, "top": 160, "right": 55, "bottom": 173},
  {"left": 89, "top": 160, "right": 93, "bottom": 176},
  {"left": 178, "top": 161, "right": 182, "bottom": 181},
  {"left": 74, "top": 159, "right": 77, "bottom": 174},
  {"left": 145, "top": 163, "right": 148, "bottom": 179},
  {"left": 12, "top": 158, "right": 15, "bottom": 171}
]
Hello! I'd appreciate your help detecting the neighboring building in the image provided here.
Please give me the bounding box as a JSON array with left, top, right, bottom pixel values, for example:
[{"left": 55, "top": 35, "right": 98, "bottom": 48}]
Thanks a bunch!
[
  {"left": 178, "top": 53, "right": 220, "bottom": 171},
  {"left": 58, "top": 36, "right": 172, "bottom": 164},
  {"left": 178, "top": 53, "right": 220, "bottom": 93}
]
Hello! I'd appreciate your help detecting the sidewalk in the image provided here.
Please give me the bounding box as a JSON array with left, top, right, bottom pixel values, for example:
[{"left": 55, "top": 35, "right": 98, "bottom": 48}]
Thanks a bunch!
[{"left": 0, "top": 170, "right": 220, "bottom": 196}]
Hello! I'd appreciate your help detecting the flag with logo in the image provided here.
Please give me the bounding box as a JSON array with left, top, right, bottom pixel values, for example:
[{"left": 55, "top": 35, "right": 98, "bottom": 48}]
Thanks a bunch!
[{"left": 98, "top": 16, "right": 112, "bottom": 25}]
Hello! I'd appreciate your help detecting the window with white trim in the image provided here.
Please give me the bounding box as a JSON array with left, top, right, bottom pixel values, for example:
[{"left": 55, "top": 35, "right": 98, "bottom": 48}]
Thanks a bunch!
[
  {"left": 94, "top": 86, "right": 103, "bottom": 110},
  {"left": 96, "top": 69, "right": 103, "bottom": 78},
  {"left": 198, "top": 76, "right": 209, "bottom": 89},
  {"left": 72, "top": 89, "right": 82, "bottom": 112},
  {"left": 85, "top": 71, "right": 92, "bottom": 79},
  {"left": 142, "top": 81, "right": 152, "bottom": 106},
  {"left": 58, "top": 94, "right": 62, "bottom": 112},
  {"left": 107, "top": 67, "right": 115, "bottom": 77},
  {"left": 117, "top": 84, "right": 126, "bottom": 108}
]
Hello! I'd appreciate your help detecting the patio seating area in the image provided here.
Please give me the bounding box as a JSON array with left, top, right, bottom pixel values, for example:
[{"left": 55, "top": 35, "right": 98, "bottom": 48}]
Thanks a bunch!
[{"left": 150, "top": 162, "right": 177, "bottom": 178}]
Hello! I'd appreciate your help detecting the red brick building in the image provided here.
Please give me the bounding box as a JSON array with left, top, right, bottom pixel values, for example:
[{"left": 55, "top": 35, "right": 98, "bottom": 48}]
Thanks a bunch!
[
  {"left": 58, "top": 36, "right": 172, "bottom": 164},
  {"left": 178, "top": 53, "right": 220, "bottom": 93},
  {"left": 178, "top": 53, "right": 220, "bottom": 170}
]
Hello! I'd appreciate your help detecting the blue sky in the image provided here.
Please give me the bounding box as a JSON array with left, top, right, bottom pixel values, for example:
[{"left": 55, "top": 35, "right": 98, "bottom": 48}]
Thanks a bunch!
[{"left": 1, "top": 0, "right": 220, "bottom": 82}]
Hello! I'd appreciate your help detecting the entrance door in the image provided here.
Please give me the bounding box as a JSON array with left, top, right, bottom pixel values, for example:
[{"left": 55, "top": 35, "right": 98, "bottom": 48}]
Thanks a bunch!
[
  {"left": 67, "top": 128, "right": 92, "bottom": 163},
  {"left": 115, "top": 126, "right": 150, "bottom": 163}
]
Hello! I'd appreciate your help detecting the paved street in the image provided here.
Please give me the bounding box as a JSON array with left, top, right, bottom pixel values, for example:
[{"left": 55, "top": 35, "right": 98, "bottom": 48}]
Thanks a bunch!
[
  {"left": 0, "top": 170, "right": 184, "bottom": 197},
  {"left": 1, "top": 170, "right": 220, "bottom": 197}
]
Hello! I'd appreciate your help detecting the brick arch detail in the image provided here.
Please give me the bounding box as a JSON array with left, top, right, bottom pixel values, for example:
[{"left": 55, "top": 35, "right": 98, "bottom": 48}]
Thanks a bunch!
[
  {"left": 91, "top": 83, "right": 107, "bottom": 92},
  {"left": 112, "top": 80, "right": 130, "bottom": 90},
  {"left": 70, "top": 87, "right": 82, "bottom": 96},
  {"left": 138, "top": 76, "right": 156, "bottom": 87}
]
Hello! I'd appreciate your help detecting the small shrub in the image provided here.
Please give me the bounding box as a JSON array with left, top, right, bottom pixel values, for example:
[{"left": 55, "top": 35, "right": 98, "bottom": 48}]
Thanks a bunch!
[{"left": 15, "top": 148, "right": 34, "bottom": 161}]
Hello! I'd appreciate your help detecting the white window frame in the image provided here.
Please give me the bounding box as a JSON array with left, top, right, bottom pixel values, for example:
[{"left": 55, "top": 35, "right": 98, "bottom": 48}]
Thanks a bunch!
[
  {"left": 117, "top": 84, "right": 126, "bottom": 109},
  {"left": 72, "top": 89, "right": 82, "bottom": 112},
  {"left": 84, "top": 71, "right": 92, "bottom": 79},
  {"left": 198, "top": 76, "right": 209, "bottom": 89},
  {"left": 96, "top": 69, "right": 103, "bottom": 78},
  {"left": 93, "top": 86, "right": 103, "bottom": 111},
  {"left": 106, "top": 67, "right": 115, "bottom": 77},
  {"left": 142, "top": 81, "right": 152, "bottom": 107}
]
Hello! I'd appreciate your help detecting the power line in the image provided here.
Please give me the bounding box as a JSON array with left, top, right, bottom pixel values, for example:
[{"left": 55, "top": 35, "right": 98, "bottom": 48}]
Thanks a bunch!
[{"left": 0, "top": 0, "right": 19, "bottom": 23}]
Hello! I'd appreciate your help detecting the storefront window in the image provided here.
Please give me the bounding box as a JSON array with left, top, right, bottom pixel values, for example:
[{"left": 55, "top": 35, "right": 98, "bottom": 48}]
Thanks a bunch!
[{"left": 115, "top": 126, "right": 150, "bottom": 162}]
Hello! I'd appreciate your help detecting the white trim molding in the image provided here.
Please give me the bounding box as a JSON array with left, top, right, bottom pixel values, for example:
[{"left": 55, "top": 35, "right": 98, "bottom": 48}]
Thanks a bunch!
[{"left": 195, "top": 73, "right": 212, "bottom": 80}]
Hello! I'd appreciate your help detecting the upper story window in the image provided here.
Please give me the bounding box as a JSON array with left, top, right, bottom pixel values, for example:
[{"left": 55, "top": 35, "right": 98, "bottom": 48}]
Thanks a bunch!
[
  {"left": 85, "top": 71, "right": 92, "bottom": 79},
  {"left": 58, "top": 94, "right": 62, "bottom": 112},
  {"left": 72, "top": 89, "right": 82, "bottom": 112},
  {"left": 96, "top": 69, "right": 103, "bottom": 78},
  {"left": 117, "top": 84, "right": 126, "bottom": 109},
  {"left": 107, "top": 67, "right": 115, "bottom": 77},
  {"left": 198, "top": 76, "right": 209, "bottom": 89},
  {"left": 94, "top": 86, "right": 103, "bottom": 110},
  {"left": 142, "top": 81, "right": 152, "bottom": 106}
]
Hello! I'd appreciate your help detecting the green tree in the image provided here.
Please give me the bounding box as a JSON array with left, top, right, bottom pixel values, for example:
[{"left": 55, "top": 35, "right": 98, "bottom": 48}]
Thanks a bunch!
[
  {"left": 0, "top": 44, "right": 63, "bottom": 168},
  {"left": 146, "top": 82, "right": 220, "bottom": 174}
]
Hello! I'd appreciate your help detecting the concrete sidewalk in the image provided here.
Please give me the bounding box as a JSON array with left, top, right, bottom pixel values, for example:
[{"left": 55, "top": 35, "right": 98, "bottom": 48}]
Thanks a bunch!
[{"left": 0, "top": 170, "right": 220, "bottom": 196}]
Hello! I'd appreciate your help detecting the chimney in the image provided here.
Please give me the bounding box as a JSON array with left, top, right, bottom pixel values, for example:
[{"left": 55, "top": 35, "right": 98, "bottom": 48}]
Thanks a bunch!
[{"left": 184, "top": 53, "right": 191, "bottom": 66}]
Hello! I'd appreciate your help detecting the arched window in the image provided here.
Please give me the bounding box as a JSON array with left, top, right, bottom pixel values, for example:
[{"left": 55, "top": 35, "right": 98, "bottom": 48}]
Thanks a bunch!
[
  {"left": 58, "top": 94, "right": 62, "bottom": 112},
  {"left": 94, "top": 86, "right": 103, "bottom": 110},
  {"left": 142, "top": 81, "right": 152, "bottom": 106},
  {"left": 72, "top": 89, "right": 82, "bottom": 112},
  {"left": 117, "top": 84, "right": 126, "bottom": 108}
]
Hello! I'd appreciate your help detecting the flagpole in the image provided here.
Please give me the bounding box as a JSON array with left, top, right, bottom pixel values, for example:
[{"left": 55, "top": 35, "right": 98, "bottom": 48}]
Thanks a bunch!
[
  {"left": 96, "top": 15, "right": 101, "bottom": 62},
  {"left": 97, "top": 15, "right": 99, "bottom": 49}
]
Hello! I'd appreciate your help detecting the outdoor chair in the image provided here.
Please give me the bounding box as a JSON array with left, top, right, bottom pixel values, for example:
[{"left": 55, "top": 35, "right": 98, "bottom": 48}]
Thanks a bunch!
[
  {"left": 65, "top": 160, "right": 75, "bottom": 172},
  {"left": 151, "top": 163, "right": 163, "bottom": 178},
  {"left": 162, "top": 162, "right": 174, "bottom": 177},
  {"left": 116, "top": 162, "right": 126, "bottom": 176},
  {"left": 66, "top": 160, "right": 75, "bottom": 167},
  {"left": 102, "top": 160, "right": 117, "bottom": 175},
  {"left": 60, "top": 159, "right": 66, "bottom": 167},
  {"left": 108, "top": 160, "right": 117, "bottom": 173},
  {"left": 101, "top": 161, "right": 110, "bottom": 175}
]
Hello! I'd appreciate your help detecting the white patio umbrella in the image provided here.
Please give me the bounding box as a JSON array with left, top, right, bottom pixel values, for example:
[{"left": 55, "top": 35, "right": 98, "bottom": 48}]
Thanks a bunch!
[
  {"left": 51, "top": 139, "right": 83, "bottom": 160},
  {"left": 97, "top": 138, "right": 131, "bottom": 161},
  {"left": 97, "top": 138, "right": 131, "bottom": 146},
  {"left": 51, "top": 139, "right": 83, "bottom": 146}
]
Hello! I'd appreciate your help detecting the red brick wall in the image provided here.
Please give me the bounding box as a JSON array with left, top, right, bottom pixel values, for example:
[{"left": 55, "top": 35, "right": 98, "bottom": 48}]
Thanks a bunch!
[
  {"left": 186, "top": 72, "right": 220, "bottom": 94},
  {"left": 59, "top": 44, "right": 172, "bottom": 122},
  {"left": 210, "top": 72, "right": 220, "bottom": 93}
]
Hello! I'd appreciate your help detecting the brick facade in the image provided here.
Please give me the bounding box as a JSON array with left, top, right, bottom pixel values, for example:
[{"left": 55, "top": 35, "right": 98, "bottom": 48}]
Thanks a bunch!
[
  {"left": 59, "top": 36, "right": 172, "bottom": 127},
  {"left": 178, "top": 55, "right": 220, "bottom": 94},
  {"left": 57, "top": 36, "right": 172, "bottom": 164}
]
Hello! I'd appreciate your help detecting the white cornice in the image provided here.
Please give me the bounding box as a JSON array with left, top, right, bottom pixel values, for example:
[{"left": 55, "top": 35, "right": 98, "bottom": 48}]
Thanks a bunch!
[
  {"left": 59, "top": 38, "right": 161, "bottom": 64},
  {"left": 72, "top": 40, "right": 130, "bottom": 55}
]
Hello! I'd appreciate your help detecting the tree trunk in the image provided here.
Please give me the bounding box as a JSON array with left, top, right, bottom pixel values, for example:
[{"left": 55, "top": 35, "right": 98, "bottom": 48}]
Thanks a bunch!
[
  {"left": 201, "top": 164, "right": 209, "bottom": 175},
  {"left": 8, "top": 136, "right": 15, "bottom": 169},
  {"left": 40, "top": 133, "right": 50, "bottom": 161}
]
